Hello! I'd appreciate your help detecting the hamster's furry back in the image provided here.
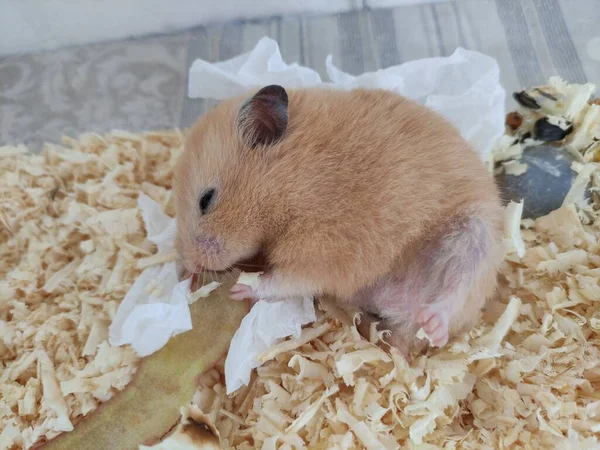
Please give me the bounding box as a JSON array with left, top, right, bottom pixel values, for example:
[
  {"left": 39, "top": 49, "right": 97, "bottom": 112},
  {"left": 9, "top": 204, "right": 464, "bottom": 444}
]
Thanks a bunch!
[{"left": 175, "top": 87, "right": 502, "bottom": 299}]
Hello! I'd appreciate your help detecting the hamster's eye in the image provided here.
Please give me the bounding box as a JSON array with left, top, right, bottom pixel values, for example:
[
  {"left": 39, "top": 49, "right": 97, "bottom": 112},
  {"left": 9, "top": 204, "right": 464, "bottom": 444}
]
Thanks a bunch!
[{"left": 199, "top": 188, "right": 216, "bottom": 214}]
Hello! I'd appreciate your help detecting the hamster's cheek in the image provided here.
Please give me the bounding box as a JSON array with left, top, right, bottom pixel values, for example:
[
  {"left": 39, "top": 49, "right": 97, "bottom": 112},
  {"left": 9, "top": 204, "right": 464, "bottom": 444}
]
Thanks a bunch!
[
  {"left": 178, "top": 246, "right": 201, "bottom": 273},
  {"left": 178, "top": 244, "right": 225, "bottom": 273}
]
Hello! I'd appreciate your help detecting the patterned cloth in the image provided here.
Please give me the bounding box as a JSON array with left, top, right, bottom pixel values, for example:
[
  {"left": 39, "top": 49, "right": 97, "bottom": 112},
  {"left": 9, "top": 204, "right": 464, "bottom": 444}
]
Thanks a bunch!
[{"left": 1, "top": 0, "right": 599, "bottom": 148}]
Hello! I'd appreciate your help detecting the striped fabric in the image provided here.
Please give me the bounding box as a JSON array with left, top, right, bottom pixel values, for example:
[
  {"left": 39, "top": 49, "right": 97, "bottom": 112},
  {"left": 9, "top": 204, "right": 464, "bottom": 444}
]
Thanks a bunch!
[
  {"left": 181, "top": 0, "right": 599, "bottom": 126},
  {"left": 1, "top": 0, "right": 599, "bottom": 148}
]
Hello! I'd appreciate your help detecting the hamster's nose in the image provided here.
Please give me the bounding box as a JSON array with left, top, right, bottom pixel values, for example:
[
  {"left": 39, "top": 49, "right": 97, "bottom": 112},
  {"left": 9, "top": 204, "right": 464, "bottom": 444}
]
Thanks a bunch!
[{"left": 194, "top": 235, "right": 222, "bottom": 254}]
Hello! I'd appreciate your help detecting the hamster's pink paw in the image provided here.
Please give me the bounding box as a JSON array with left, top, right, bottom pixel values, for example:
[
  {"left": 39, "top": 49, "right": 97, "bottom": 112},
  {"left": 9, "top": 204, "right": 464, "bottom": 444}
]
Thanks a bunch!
[
  {"left": 416, "top": 303, "right": 450, "bottom": 348},
  {"left": 230, "top": 284, "right": 259, "bottom": 302}
]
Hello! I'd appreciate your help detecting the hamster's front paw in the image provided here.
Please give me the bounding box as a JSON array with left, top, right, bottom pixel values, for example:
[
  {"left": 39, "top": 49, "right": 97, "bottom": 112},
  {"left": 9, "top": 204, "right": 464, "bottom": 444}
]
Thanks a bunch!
[
  {"left": 230, "top": 273, "right": 274, "bottom": 303},
  {"left": 230, "top": 272, "right": 313, "bottom": 304},
  {"left": 230, "top": 283, "right": 259, "bottom": 302}
]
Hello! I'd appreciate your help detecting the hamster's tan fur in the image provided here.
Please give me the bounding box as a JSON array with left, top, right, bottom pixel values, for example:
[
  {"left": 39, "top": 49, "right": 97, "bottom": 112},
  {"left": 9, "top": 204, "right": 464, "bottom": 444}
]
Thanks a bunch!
[{"left": 175, "top": 86, "right": 504, "bottom": 355}]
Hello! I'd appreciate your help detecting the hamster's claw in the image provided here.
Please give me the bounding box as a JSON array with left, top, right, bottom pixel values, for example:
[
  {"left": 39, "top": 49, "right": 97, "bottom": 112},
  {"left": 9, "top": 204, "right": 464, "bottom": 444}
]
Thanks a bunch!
[
  {"left": 230, "top": 284, "right": 259, "bottom": 302},
  {"left": 416, "top": 303, "right": 450, "bottom": 348}
]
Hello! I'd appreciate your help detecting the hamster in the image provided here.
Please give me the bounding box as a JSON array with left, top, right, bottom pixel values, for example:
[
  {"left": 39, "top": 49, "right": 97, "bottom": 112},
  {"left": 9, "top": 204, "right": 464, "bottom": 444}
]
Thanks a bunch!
[{"left": 174, "top": 85, "right": 504, "bottom": 357}]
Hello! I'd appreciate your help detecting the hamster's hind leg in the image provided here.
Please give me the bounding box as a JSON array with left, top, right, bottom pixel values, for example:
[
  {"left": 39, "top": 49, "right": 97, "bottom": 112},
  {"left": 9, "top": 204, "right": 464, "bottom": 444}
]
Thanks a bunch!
[
  {"left": 412, "top": 214, "right": 503, "bottom": 347},
  {"left": 360, "top": 212, "right": 502, "bottom": 354}
]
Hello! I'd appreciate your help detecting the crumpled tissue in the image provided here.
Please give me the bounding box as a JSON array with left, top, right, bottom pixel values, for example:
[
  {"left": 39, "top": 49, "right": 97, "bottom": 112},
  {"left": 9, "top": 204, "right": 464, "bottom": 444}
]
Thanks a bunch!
[
  {"left": 108, "top": 194, "right": 192, "bottom": 357},
  {"left": 109, "top": 37, "right": 507, "bottom": 394},
  {"left": 189, "top": 36, "right": 506, "bottom": 161},
  {"left": 225, "top": 297, "right": 316, "bottom": 393}
]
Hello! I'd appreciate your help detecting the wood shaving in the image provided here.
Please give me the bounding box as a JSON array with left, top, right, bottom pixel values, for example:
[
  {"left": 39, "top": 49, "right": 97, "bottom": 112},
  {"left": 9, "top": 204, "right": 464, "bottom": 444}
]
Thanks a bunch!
[
  {"left": 502, "top": 160, "right": 528, "bottom": 176},
  {"left": 415, "top": 327, "right": 434, "bottom": 345},
  {"left": 136, "top": 250, "right": 178, "bottom": 270},
  {"left": 503, "top": 200, "right": 526, "bottom": 259},
  {"left": 236, "top": 272, "right": 263, "bottom": 289},
  {"left": 140, "top": 405, "right": 221, "bottom": 450},
  {"left": 0, "top": 130, "right": 184, "bottom": 449},
  {"left": 193, "top": 80, "right": 600, "bottom": 449},
  {"left": 188, "top": 281, "right": 222, "bottom": 305}
]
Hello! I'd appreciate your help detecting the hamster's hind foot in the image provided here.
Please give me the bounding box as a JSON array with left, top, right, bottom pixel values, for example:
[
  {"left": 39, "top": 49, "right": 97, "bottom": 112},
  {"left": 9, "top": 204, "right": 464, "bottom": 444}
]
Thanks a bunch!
[{"left": 416, "top": 300, "right": 451, "bottom": 347}]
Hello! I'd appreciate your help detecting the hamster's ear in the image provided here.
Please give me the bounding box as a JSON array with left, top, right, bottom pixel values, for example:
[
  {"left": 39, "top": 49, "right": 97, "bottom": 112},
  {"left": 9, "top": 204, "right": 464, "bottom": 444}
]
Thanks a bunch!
[{"left": 237, "top": 85, "right": 288, "bottom": 148}]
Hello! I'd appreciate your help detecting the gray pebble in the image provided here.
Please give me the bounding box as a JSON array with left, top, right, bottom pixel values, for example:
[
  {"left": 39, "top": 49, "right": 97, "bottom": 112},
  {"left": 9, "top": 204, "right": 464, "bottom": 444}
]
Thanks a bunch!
[{"left": 494, "top": 145, "right": 581, "bottom": 219}]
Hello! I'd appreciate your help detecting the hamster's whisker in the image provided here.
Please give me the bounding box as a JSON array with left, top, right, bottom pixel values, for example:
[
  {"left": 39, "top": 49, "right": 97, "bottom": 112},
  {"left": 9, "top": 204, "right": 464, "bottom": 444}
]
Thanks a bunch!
[
  {"left": 219, "top": 269, "right": 236, "bottom": 285},
  {"left": 214, "top": 256, "right": 239, "bottom": 285}
]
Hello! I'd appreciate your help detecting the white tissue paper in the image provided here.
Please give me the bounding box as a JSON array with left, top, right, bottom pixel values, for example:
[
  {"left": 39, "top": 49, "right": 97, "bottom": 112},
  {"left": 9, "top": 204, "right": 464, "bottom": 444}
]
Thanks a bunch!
[
  {"left": 189, "top": 36, "right": 506, "bottom": 161},
  {"left": 108, "top": 194, "right": 192, "bottom": 357},
  {"left": 110, "top": 37, "right": 507, "bottom": 393},
  {"left": 225, "top": 297, "right": 316, "bottom": 393}
]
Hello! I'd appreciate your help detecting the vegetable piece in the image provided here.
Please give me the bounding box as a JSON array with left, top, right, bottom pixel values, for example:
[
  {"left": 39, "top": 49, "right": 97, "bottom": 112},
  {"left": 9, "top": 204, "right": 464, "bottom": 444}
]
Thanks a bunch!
[{"left": 38, "top": 279, "right": 249, "bottom": 450}]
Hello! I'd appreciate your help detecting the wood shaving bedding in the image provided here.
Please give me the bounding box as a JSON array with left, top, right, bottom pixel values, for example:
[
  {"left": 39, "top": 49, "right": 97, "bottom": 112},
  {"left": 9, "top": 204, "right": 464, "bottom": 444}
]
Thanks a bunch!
[{"left": 0, "top": 130, "right": 184, "bottom": 449}]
